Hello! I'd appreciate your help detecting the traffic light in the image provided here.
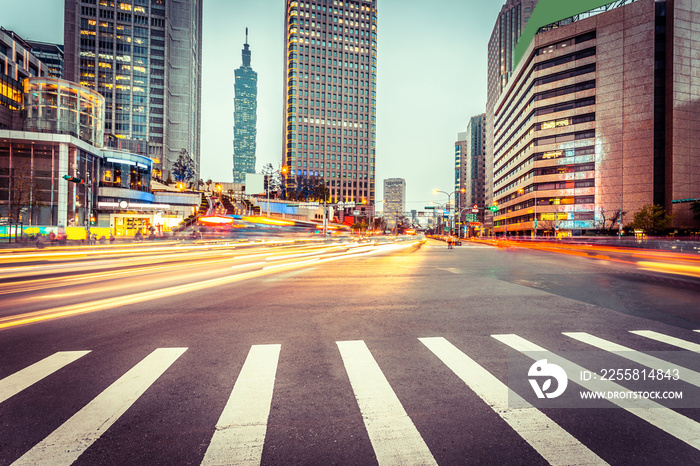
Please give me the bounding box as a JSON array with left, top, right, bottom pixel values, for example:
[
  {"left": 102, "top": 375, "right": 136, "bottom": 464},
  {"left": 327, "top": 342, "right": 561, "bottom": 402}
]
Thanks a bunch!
[
  {"left": 489, "top": 205, "right": 498, "bottom": 212},
  {"left": 90, "top": 214, "right": 96, "bottom": 226},
  {"left": 63, "top": 175, "right": 84, "bottom": 184}
]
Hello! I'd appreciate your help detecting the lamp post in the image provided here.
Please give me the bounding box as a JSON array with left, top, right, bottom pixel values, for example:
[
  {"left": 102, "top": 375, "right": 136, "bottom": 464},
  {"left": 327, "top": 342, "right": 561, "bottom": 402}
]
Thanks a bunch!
[
  {"left": 434, "top": 189, "right": 464, "bottom": 237},
  {"left": 281, "top": 166, "right": 289, "bottom": 201}
]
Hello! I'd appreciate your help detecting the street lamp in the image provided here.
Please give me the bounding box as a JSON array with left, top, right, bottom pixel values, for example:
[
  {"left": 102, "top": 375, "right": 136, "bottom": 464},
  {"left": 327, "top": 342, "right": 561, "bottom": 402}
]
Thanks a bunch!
[
  {"left": 433, "top": 189, "right": 464, "bottom": 237},
  {"left": 281, "top": 166, "right": 289, "bottom": 200}
]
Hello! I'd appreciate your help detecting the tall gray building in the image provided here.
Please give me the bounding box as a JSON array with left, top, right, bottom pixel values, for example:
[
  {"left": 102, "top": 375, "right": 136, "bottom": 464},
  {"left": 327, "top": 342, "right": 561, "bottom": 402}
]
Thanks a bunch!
[
  {"left": 63, "top": 0, "right": 203, "bottom": 182},
  {"left": 283, "top": 0, "right": 379, "bottom": 209},
  {"left": 455, "top": 113, "right": 486, "bottom": 231},
  {"left": 383, "top": 178, "right": 405, "bottom": 228},
  {"left": 485, "top": 0, "right": 538, "bottom": 233},
  {"left": 233, "top": 29, "right": 257, "bottom": 184}
]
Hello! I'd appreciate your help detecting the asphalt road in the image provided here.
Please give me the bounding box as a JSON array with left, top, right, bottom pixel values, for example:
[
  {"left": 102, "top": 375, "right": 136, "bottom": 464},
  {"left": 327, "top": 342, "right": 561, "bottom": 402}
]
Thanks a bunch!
[{"left": 1, "top": 238, "right": 699, "bottom": 465}]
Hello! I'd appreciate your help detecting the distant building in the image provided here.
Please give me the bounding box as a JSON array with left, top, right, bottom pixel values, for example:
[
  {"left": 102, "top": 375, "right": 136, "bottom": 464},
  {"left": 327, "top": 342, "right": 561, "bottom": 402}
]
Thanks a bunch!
[
  {"left": 455, "top": 113, "right": 486, "bottom": 234},
  {"left": 282, "top": 0, "right": 379, "bottom": 212},
  {"left": 383, "top": 178, "right": 405, "bottom": 228},
  {"left": 63, "top": 0, "right": 203, "bottom": 182},
  {"left": 487, "top": 0, "right": 700, "bottom": 235},
  {"left": 25, "top": 40, "right": 64, "bottom": 78},
  {"left": 233, "top": 29, "right": 258, "bottom": 183}
]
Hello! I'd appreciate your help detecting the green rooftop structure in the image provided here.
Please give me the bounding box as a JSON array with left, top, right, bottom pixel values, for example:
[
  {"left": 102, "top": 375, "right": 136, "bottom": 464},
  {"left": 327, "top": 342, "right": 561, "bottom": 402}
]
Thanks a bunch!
[{"left": 513, "top": 0, "right": 636, "bottom": 69}]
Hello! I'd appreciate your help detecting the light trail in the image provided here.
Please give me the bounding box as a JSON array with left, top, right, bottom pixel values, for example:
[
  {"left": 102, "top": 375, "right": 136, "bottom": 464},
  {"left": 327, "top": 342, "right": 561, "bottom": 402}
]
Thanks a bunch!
[
  {"left": 473, "top": 238, "right": 700, "bottom": 279},
  {"left": 0, "top": 239, "right": 424, "bottom": 331}
]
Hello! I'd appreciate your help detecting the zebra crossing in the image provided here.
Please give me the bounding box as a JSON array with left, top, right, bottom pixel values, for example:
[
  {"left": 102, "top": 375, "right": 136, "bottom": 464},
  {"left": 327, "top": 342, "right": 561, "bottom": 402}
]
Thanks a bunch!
[{"left": 2, "top": 329, "right": 700, "bottom": 465}]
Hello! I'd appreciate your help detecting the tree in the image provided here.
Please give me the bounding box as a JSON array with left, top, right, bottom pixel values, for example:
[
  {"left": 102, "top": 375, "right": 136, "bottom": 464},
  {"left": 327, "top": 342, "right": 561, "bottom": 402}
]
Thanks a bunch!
[
  {"left": 289, "top": 173, "right": 326, "bottom": 202},
  {"left": 626, "top": 204, "right": 674, "bottom": 235},
  {"left": 261, "top": 163, "right": 282, "bottom": 196},
  {"left": 594, "top": 207, "right": 627, "bottom": 234},
  {"left": 2, "top": 162, "right": 45, "bottom": 224},
  {"left": 172, "top": 149, "right": 195, "bottom": 183},
  {"left": 690, "top": 201, "right": 700, "bottom": 224},
  {"left": 372, "top": 217, "right": 387, "bottom": 233}
]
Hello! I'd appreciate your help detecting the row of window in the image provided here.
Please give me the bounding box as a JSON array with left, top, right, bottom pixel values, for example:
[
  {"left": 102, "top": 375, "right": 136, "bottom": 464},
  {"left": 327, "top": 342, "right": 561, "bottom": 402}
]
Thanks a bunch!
[{"left": 494, "top": 81, "right": 596, "bottom": 158}]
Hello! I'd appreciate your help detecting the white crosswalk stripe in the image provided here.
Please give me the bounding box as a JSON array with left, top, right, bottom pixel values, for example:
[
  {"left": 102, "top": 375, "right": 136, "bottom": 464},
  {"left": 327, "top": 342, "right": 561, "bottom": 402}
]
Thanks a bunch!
[
  {"left": 12, "top": 347, "right": 187, "bottom": 466},
  {"left": 420, "top": 337, "right": 607, "bottom": 465},
  {"left": 201, "top": 344, "right": 281, "bottom": 466},
  {"left": 337, "top": 340, "right": 438, "bottom": 466},
  {"left": 5, "top": 330, "right": 700, "bottom": 463},
  {"left": 564, "top": 332, "right": 700, "bottom": 387},
  {"left": 492, "top": 334, "right": 700, "bottom": 451},
  {"left": 0, "top": 351, "right": 90, "bottom": 404},
  {"left": 630, "top": 330, "right": 700, "bottom": 352}
]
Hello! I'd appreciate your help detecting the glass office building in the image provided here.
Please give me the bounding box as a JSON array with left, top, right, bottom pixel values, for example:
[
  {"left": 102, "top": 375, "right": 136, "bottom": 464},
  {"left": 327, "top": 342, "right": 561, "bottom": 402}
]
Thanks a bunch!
[
  {"left": 63, "top": 0, "right": 202, "bottom": 182},
  {"left": 283, "top": 0, "right": 378, "bottom": 209}
]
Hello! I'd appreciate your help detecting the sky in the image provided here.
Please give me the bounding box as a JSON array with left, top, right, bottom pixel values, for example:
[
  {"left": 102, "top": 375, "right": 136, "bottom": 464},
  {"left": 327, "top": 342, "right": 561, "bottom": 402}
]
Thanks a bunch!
[{"left": 3, "top": 0, "right": 504, "bottom": 211}]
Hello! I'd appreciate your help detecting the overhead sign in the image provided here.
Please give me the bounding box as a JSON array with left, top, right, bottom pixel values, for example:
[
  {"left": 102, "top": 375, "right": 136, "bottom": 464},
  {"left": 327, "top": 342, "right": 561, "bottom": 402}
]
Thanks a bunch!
[{"left": 245, "top": 173, "right": 265, "bottom": 195}]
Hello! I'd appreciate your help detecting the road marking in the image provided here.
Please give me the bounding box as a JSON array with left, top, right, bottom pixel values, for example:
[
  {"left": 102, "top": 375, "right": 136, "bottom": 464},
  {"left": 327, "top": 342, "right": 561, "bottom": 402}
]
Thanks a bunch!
[
  {"left": 12, "top": 347, "right": 187, "bottom": 466},
  {"left": 0, "top": 351, "right": 90, "bottom": 404},
  {"left": 630, "top": 330, "right": 700, "bottom": 353},
  {"left": 492, "top": 334, "right": 700, "bottom": 450},
  {"left": 564, "top": 332, "right": 700, "bottom": 387},
  {"left": 420, "top": 337, "right": 606, "bottom": 466},
  {"left": 201, "top": 344, "right": 281, "bottom": 466},
  {"left": 337, "top": 340, "right": 437, "bottom": 466}
]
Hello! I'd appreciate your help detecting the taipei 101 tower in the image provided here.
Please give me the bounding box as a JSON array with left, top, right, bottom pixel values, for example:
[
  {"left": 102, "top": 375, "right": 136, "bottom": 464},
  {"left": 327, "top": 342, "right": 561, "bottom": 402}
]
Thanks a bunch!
[{"left": 233, "top": 28, "right": 258, "bottom": 183}]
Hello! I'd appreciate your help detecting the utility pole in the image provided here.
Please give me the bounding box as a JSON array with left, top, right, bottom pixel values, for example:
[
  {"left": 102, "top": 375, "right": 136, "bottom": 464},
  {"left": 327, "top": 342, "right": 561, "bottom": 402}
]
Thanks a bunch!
[{"left": 618, "top": 191, "right": 623, "bottom": 238}]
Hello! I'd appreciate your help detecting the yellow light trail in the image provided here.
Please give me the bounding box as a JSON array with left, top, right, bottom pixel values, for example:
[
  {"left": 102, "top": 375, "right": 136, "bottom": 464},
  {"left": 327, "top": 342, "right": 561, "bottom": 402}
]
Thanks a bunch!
[{"left": 0, "top": 240, "right": 423, "bottom": 331}]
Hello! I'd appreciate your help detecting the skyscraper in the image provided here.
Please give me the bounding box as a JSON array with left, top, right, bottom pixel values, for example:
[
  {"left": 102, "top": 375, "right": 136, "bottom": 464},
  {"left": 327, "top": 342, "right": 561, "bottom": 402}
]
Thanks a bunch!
[
  {"left": 233, "top": 28, "right": 257, "bottom": 184},
  {"left": 64, "top": 0, "right": 203, "bottom": 182},
  {"left": 485, "top": 0, "right": 538, "bottom": 233},
  {"left": 383, "top": 178, "right": 405, "bottom": 229},
  {"left": 282, "top": 0, "right": 378, "bottom": 210}
]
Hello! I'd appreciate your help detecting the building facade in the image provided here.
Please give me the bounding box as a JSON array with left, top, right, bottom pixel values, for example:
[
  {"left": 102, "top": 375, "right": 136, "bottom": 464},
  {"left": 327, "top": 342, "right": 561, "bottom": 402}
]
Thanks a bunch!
[
  {"left": 282, "top": 0, "right": 378, "bottom": 212},
  {"left": 233, "top": 29, "right": 258, "bottom": 183},
  {"left": 488, "top": 0, "right": 700, "bottom": 236},
  {"left": 383, "top": 177, "right": 405, "bottom": 228},
  {"left": 0, "top": 27, "right": 49, "bottom": 129},
  {"left": 455, "top": 131, "right": 468, "bottom": 215},
  {"left": 25, "top": 40, "right": 64, "bottom": 78},
  {"left": 63, "top": 0, "right": 203, "bottom": 182},
  {"left": 485, "top": 0, "right": 539, "bottom": 234},
  {"left": 1, "top": 76, "right": 198, "bottom": 238},
  {"left": 464, "top": 114, "right": 486, "bottom": 230}
]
